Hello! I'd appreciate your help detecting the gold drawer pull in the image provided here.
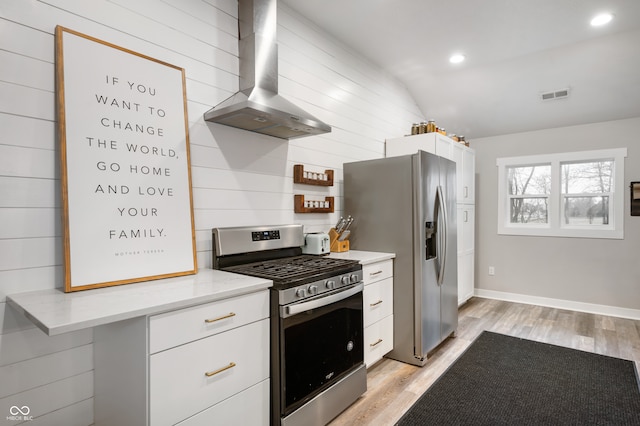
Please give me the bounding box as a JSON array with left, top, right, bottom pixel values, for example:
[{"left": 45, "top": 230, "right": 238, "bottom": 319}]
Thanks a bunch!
[
  {"left": 204, "top": 312, "right": 236, "bottom": 323},
  {"left": 370, "top": 339, "right": 383, "bottom": 347},
  {"left": 369, "top": 270, "right": 383, "bottom": 276},
  {"left": 205, "top": 362, "right": 236, "bottom": 377},
  {"left": 370, "top": 300, "right": 383, "bottom": 307}
]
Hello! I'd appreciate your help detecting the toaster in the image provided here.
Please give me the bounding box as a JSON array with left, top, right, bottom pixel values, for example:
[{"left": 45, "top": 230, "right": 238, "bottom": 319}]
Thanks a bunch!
[{"left": 301, "top": 232, "right": 330, "bottom": 255}]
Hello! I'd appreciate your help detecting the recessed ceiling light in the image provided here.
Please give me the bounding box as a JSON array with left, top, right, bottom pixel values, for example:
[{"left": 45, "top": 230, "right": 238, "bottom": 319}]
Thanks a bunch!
[
  {"left": 449, "top": 54, "right": 465, "bottom": 64},
  {"left": 590, "top": 13, "right": 613, "bottom": 27}
]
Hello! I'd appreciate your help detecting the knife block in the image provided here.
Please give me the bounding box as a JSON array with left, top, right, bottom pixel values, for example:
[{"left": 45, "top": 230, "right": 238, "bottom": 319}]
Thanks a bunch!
[{"left": 329, "top": 228, "right": 350, "bottom": 253}]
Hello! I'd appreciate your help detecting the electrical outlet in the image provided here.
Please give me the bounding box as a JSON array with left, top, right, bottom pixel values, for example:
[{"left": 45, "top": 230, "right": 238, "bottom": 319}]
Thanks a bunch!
[{"left": 488, "top": 266, "right": 495, "bottom": 276}]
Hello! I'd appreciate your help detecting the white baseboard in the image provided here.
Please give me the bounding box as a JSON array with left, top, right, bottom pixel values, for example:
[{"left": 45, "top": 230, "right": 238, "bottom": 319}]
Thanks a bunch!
[{"left": 474, "top": 289, "right": 640, "bottom": 321}]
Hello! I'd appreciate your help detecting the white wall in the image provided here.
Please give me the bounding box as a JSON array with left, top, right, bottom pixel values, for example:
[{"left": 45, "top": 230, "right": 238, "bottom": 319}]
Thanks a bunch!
[
  {"left": 0, "top": 1, "right": 422, "bottom": 423},
  {"left": 473, "top": 117, "right": 640, "bottom": 318}
]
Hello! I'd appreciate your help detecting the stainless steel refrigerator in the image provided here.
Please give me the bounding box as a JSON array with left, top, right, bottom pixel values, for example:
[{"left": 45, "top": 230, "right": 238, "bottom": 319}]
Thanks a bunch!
[{"left": 344, "top": 150, "right": 457, "bottom": 366}]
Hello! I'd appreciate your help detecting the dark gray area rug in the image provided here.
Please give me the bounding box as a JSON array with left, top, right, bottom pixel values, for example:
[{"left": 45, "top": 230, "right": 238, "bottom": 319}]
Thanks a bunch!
[{"left": 397, "top": 331, "right": 640, "bottom": 425}]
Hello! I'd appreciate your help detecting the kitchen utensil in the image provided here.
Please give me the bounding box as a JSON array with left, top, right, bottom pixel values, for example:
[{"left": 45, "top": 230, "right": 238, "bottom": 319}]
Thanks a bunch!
[
  {"left": 338, "top": 230, "right": 350, "bottom": 241},
  {"left": 343, "top": 216, "right": 354, "bottom": 231}
]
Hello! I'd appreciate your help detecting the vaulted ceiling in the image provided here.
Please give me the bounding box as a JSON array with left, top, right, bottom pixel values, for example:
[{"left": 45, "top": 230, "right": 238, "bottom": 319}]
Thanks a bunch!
[{"left": 283, "top": 0, "right": 640, "bottom": 139}]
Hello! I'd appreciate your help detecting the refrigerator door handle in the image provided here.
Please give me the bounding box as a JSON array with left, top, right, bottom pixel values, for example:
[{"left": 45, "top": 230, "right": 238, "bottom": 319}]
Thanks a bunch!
[{"left": 436, "top": 185, "right": 448, "bottom": 286}]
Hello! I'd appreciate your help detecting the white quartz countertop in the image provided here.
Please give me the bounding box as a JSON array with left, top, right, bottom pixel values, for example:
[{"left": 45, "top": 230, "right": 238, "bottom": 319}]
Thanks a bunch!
[
  {"left": 7, "top": 269, "right": 272, "bottom": 336},
  {"left": 328, "top": 250, "right": 395, "bottom": 265}
]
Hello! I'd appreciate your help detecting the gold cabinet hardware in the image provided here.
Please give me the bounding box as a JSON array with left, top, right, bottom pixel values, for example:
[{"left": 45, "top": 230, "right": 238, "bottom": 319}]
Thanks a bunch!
[
  {"left": 204, "top": 362, "right": 236, "bottom": 377},
  {"left": 369, "top": 339, "right": 383, "bottom": 347},
  {"left": 370, "top": 300, "right": 383, "bottom": 307},
  {"left": 204, "top": 312, "right": 236, "bottom": 323}
]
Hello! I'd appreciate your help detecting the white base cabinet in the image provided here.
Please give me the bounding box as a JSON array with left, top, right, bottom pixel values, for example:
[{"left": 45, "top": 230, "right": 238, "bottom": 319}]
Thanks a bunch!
[
  {"left": 458, "top": 252, "right": 475, "bottom": 305},
  {"left": 177, "top": 380, "right": 269, "bottom": 426},
  {"left": 150, "top": 320, "right": 269, "bottom": 426},
  {"left": 364, "top": 314, "right": 394, "bottom": 367},
  {"left": 457, "top": 204, "right": 475, "bottom": 305},
  {"left": 94, "top": 290, "right": 270, "bottom": 426},
  {"left": 362, "top": 259, "right": 394, "bottom": 367}
]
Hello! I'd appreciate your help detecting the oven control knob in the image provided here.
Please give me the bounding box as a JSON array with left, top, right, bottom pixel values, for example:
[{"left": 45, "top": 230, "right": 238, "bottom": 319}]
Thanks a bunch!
[
  {"left": 341, "top": 276, "right": 350, "bottom": 285},
  {"left": 308, "top": 285, "right": 318, "bottom": 295},
  {"left": 350, "top": 274, "right": 360, "bottom": 283},
  {"left": 325, "top": 280, "right": 335, "bottom": 290},
  {"left": 296, "top": 288, "right": 307, "bottom": 298}
]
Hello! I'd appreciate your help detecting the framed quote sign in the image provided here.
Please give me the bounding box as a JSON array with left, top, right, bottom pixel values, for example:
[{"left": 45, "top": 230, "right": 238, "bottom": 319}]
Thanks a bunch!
[{"left": 56, "top": 26, "right": 197, "bottom": 292}]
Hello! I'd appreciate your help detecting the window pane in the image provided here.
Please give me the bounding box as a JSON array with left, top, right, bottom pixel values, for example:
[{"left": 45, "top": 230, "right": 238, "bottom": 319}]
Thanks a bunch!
[
  {"left": 510, "top": 198, "right": 548, "bottom": 223},
  {"left": 561, "top": 161, "right": 613, "bottom": 194},
  {"left": 508, "top": 165, "right": 550, "bottom": 195},
  {"left": 563, "top": 196, "right": 610, "bottom": 225}
]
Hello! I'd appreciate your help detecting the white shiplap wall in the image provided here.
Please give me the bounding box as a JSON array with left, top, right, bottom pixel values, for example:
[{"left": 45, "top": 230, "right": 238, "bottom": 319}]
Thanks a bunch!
[{"left": 0, "top": 0, "right": 422, "bottom": 424}]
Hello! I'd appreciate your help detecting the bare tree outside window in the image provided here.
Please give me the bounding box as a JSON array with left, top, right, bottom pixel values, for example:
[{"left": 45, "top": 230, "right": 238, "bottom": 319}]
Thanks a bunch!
[
  {"left": 561, "top": 161, "right": 613, "bottom": 225},
  {"left": 508, "top": 165, "right": 550, "bottom": 223}
]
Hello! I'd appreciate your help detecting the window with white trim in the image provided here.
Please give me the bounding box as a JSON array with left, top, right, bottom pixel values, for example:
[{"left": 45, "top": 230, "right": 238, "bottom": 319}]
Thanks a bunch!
[{"left": 497, "top": 148, "right": 627, "bottom": 239}]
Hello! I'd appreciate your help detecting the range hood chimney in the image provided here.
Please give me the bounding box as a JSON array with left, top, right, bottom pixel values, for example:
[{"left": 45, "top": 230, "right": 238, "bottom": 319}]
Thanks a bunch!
[{"left": 204, "top": 0, "right": 332, "bottom": 140}]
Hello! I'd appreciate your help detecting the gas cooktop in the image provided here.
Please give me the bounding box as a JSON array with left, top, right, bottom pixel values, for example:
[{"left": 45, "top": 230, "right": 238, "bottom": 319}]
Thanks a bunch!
[{"left": 222, "top": 255, "right": 360, "bottom": 287}]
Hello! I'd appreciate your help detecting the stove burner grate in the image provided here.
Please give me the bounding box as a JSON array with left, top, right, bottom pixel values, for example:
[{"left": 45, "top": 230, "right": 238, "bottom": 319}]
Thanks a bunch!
[{"left": 223, "top": 255, "right": 359, "bottom": 283}]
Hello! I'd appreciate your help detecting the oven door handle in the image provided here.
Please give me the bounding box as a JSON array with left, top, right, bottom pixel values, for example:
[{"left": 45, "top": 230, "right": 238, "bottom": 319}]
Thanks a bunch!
[{"left": 281, "top": 283, "right": 364, "bottom": 318}]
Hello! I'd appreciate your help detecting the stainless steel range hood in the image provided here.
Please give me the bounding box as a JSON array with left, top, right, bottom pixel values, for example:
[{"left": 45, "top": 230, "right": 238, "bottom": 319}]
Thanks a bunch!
[{"left": 204, "top": 0, "right": 331, "bottom": 140}]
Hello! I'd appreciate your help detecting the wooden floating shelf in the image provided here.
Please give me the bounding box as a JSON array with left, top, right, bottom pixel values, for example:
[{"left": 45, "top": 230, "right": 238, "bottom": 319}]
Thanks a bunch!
[
  {"left": 293, "top": 164, "right": 334, "bottom": 186},
  {"left": 294, "top": 195, "right": 335, "bottom": 213}
]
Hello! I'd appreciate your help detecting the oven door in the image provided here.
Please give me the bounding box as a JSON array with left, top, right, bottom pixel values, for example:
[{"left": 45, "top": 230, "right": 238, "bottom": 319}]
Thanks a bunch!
[{"left": 279, "top": 282, "right": 364, "bottom": 416}]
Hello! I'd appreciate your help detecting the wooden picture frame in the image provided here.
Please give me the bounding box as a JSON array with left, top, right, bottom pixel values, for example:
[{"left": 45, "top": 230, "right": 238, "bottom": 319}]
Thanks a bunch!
[
  {"left": 56, "top": 26, "right": 197, "bottom": 292},
  {"left": 631, "top": 182, "right": 640, "bottom": 216}
]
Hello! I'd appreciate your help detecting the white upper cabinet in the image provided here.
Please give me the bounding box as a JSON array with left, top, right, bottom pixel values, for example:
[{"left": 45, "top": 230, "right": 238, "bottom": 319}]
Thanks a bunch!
[
  {"left": 452, "top": 142, "right": 476, "bottom": 205},
  {"left": 386, "top": 132, "right": 454, "bottom": 160}
]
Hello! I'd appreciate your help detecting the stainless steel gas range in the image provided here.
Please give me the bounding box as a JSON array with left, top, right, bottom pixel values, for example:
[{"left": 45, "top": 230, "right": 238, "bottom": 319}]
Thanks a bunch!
[{"left": 212, "top": 224, "right": 366, "bottom": 426}]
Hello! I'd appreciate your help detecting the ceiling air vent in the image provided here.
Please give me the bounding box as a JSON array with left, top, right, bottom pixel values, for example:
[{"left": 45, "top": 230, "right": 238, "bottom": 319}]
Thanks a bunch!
[{"left": 540, "top": 88, "right": 570, "bottom": 101}]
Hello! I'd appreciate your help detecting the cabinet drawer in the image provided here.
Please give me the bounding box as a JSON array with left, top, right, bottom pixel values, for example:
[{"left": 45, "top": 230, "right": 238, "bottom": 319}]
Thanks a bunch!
[
  {"left": 177, "top": 379, "right": 269, "bottom": 426},
  {"left": 364, "top": 315, "right": 393, "bottom": 368},
  {"left": 363, "top": 278, "right": 393, "bottom": 327},
  {"left": 149, "top": 290, "right": 269, "bottom": 354},
  {"left": 362, "top": 260, "right": 393, "bottom": 285},
  {"left": 150, "top": 319, "right": 269, "bottom": 426}
]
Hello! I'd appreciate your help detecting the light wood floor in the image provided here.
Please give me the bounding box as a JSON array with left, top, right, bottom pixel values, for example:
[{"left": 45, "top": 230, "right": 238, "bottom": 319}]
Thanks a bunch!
[{"left": 330, "top": 297, "right": 640, "bottom": 426}]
